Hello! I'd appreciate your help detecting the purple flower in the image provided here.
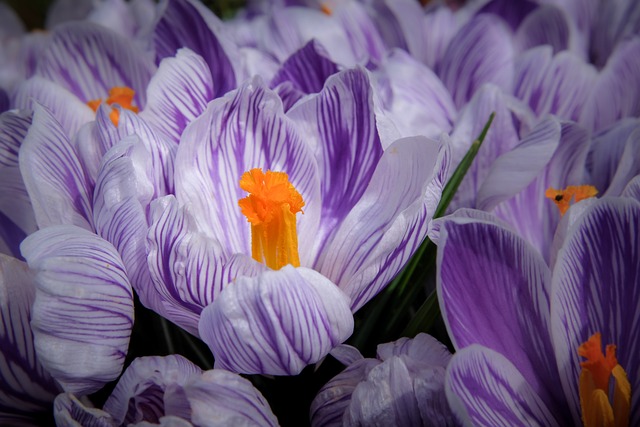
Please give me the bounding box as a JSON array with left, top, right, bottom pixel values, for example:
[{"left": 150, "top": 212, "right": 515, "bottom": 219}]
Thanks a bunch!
[
  {"left": 54, "top": 355, "right": 279, "bottom": 426},
  {"left": 311, "top": 334, "right": 458, "bottom": 426},
  {"left": 144, "top": 67, "right": 450, "bottom": 375},
  {"left": 436, "top": 197, "right": 640, "bottom": 425}
]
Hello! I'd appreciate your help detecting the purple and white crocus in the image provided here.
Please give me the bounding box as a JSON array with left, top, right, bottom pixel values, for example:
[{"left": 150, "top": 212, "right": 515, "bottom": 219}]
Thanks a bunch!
[{"left": 435, "top": 197, "right": 640, "bottom": 426}]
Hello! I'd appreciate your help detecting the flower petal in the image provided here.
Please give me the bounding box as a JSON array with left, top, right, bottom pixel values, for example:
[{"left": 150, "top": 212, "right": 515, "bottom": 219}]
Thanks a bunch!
[
  {"left": 436, "top": 217, "right": 562, "bottom": 409},
  {"left": 13, "top": 77, "right": 95, "bottom": 137},
  {"left": 515, "top": 5, "right": 572, "bottom": 54},
  {"left": 53, "top": 393, "right": 116, "bottom": 427},
  {"left": 21, "top": 226, "right": 134, "bottom": 395},
  {"left": 165, "top": 369, "right": 279, "bottom": 427},
  {"left": 446, "top": 346, "right": 562, "bottom": 427},
  {"left": 437, "top": 14, "right": 515, "bottom": 108},
  {"left": 36, "top": 21, "right": 155, "bottom": 106},
  {"left": 288, "top": 68, "right": 382, "bottom": 263},
  {"left": 0, "top": 254, "right": 59, "bottom": 420},
  {"left": 199, "top": 266, "right": 354, "bottom": 375},
  {"left": 146, "top": 196, "right": 266, "bottom": 336},
  {"left": 550, "top": 198, "right": 640, "bottom": 426},
  {"left": 476, "top": 0, "right": 538, "bottom": 30},
  {"left": 140, "top": 48, "right": 214, "bottom": 145},
  {"left": 154, "top": 0, "right": 236, "bottom": 97},
  {"left": 579, "top": 38, "right": 640, "bottom": 133},
  {"left": 316, "top": 135, "right": 448, "bottom": 311},
  {"left": 174, "top": 77, "right": 320, "bottom": 261},
  {"left": 102, "top": 355, "right": 201, "bottom": 425},
  {"left": 622, "top": 174, "right": 640, "bottom": 202},
  {"left": 376, "top": 333, "right": 452, "bottom": 368},
  {"left": 19, "top": 103, "right": 94, "bottom": 230}
]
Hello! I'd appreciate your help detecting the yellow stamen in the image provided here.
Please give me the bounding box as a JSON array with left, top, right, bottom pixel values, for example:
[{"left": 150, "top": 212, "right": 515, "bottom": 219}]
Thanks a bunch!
[
  {"left": 320, "top": 2, "right": 332, "bottom": 15},
  {"left": 545, "top": 185, "right": 598, "bottom": 216},
  {"left": 238, "top": 168, "right": 304, "bottom": 270},
  {"left": 87, "top": 86, "right": 139, "bottom": 127},
  {"left": 578, "top": 333, "right": 631, "bottom": 427}
]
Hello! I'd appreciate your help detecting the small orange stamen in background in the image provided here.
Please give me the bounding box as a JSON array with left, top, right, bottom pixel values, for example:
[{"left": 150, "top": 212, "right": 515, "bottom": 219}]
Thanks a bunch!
[
  {"left": 320, "top": 2, "right": 332, "bottom": 15},
  {"left": 238, "top": 168, "right": 304, "bottom": 270},
  {"left": 545, "top": 185, "right": 598, "bottom": 216},
  {"left": 86, "top": 86, "right": 139, "bottom": 127},
  {"left": 578, "top": 332, "right": 631, "bottom": 427}
]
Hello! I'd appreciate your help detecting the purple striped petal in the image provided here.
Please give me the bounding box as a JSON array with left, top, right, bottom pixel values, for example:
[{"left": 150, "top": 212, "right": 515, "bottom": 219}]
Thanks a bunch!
[
  {"left": 103, "top": 355, "right": 201, "bottom": 425},
  {"left": 376, "top": 333, "right": 452, "bottom": 368},
  {"left": 21, "top": 226, "right": 134, "bottom": 395},
  {"left": 154, "top": 0, "right": 236, "bottom": 97},
  {"left": 199, "top": 266, "right": 353, "bottom": 375},
  {"left": 19, "top": 103, "right": 94, "bottom": 230},
  {"left": 437, "top": 218, "right": 563, "bottom": 410},
  {"left": 174, "top": 78, "right": 320, "bottom": 262},
  {"left": 164, "top": 369, "right": 279, "bottom": 426},
  {"left": 270, "top": 40, "right": 338, "bottom": 96},
  {"left": 438, "top": 14, "right": 515, "bottom": 108},
  {"left": 590, "top": 1, "right": 640, "bottom": 67},
  {"left": 580, "top": 38, "right": 640, "bottom": 132},
  {"left": 140, "top": 48, "right": 214, "bottom": 145},
  {"left": 317, "top": 136, "right": 448, "bottom": 311},
  {"left": 96, "top": 106, "right": 177, "bottom": 197},
  {"left": 550, "top": 198, "right": 640, "bottom": 426},
  {"left": 146, "top": 196, "right": 266, "bottom": 336},
  {"left": 515, "top": 5, "right": 572, "bottom": 53},
  {"left": 54, "top": 393, "right": 116, "bottom": 427},
  {"left": 476, "top": 0, "right": 538, "bottom": 30},
  {"left": 92, "top": 137, "right": 156, "bottom": 308},
  {"left": 330, "top": 344, "right": 363, "bottom": 367},
  {"left": 513, "top": 47, "right": 597, "bottom": 122},
  {"left": 588, "top": 118, "right": 640, "bottom": 196},
  {"left": 428, "top": 208, "right": 515, "bottom": 246},
  {"left": 372, "top": 50, "right": 456, "bottom": 139},
  {"left": 0, "top": 254, "right": 59, "bottom": 421},
  {"left": 36, "top": 21, "right": 155, "bottom": 107},
  {"left": 421, "top": 6, "right": 459, "bottom": 70},
  {"left": 446, "top": 346, "right": 562, "bottom": 427},
  {"left": 331, "top": 1, "right": 386, "bottom": 64},
  {"left": 623, "top": 175, "right": 640, "bottom": 201},
  {"left": 0, "top": 111, "right": 37, "bottom": 243},
  {"left": 13, "top": 77, "right": 95, "bottom": 137},
  {"left": 490, "top": 121, "right": 590, "bottom": 261},
  {"left": 288, "top": 68, "right": 382, "bottom": 264},
  {"left": 449, "top": 85, "right": 535, "bottom": 210}
]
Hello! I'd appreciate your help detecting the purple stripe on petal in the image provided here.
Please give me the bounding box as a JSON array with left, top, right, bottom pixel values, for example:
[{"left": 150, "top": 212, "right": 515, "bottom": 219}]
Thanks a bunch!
[
  {"left": 436, "top": 218, "right": 563, "bottom": 411},
  {"left": 288, "top": 68, "right": 382, "bottom": 264},
  {"left": 0, "top": 254, "right": 59, "bottom": 419},
  {"left": 141, "top": 48, "right": 214, "bottom": 145},
  {"left": 154, "top": 0, "right": 236, "bottom": 97},
  {"left": 21, "top": 226, "right": 134, "bottom": 395},
  {"left": 54, "top": 393, "right": 116, "bottom": 427},
  {"left": 550, "top": 198, "right": 640, "bottom": 426},
  {"left": 438, "top": 14, "right": 515, "bottom": 108},
  {"left": 515, "top": 5, "right": 571, "bottom": 54},
  {"left": 622, "top": 175, "right": 640, "bottom": 202},
  {"left": 476, "top": 0, "right": 538, "bottom": 30},
  {"left": 19, "top": 103, "right": 94, "bottom": 231},
  {"left": 199, "top": 266, "right": 353, "bottom": 375},
  {"left": 36, "top": 21, "right": 156, "bottom": 107},
  {"left": 445, "top": 346, "right": 562, "bottom": 427}
]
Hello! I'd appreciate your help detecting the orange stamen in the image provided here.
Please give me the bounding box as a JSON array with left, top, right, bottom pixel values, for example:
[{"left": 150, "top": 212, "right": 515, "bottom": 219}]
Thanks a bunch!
[
  {"left": 238, "top": 168, "right": 304, "bottom": 270},
  {"left": 545, "top": 185, "right": 598, "bottom": 216},
  {"left": 320, "top": 2, "right": 332, "bottom": 15},
  {"left": 578, "top": 333, "right": 631, "bottom": 427},
  {"left": 86, "top": 86, "right": 139, "bottom": 127}
]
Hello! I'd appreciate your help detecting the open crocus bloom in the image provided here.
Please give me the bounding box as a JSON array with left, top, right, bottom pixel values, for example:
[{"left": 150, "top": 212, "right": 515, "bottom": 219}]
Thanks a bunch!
[
  {"left": 145, "top": 67, "right": 450, "bottom": 375},
  {"left": 435, "top": 197, "right": 640, "bottom": 425}
]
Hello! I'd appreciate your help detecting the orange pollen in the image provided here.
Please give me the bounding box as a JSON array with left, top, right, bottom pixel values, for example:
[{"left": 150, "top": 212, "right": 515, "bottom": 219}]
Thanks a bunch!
[
  {"left": 87, "top": 86, "right": 139, "bottom": 127},
  {"left": 238, "top": 168, "right": 304, "bottom": 270},
  {"left": 578, "top": 332, "right": 631, "bottom": 427},
  {"left": 545, "top": 185, "right": 598, "bottom": 216},
  {"left": 320, "top": 2, "right": 333, "bottom": 15}
]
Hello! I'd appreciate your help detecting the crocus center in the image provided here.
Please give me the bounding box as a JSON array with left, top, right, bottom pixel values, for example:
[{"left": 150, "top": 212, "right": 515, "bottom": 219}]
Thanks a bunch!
[
  {"left": 87, "top": 86, "right": 139, "bottom": 127},
  {"left": 578, "top": 332, "right": 631, "bottom": 427},
  {"left": 238, "top": 168, "right": 304, "bottom": 270},
  {"left": 545, "top": 185, "right": 598, "bottom": 216}
]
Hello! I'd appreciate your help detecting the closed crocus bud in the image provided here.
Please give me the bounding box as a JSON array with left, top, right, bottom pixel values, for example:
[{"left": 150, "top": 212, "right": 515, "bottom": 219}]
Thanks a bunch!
[{"left": 311, "top": 334, "right": 459, "bottom": 427}]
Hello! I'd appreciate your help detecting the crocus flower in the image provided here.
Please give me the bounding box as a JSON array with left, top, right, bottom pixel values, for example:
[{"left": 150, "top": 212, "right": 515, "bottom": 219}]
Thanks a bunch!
[
  {"left": 54, "top": 355, "right": 279, "bottom": 426},
  {"left": 435, "top": 197, "right": 640, "bottom": 425},
  {"left": 144, "top": 66, "right": 449, "bottom": 375},
  {"left": 311, "top": 334, "right": 458, "bottom": 426}
]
